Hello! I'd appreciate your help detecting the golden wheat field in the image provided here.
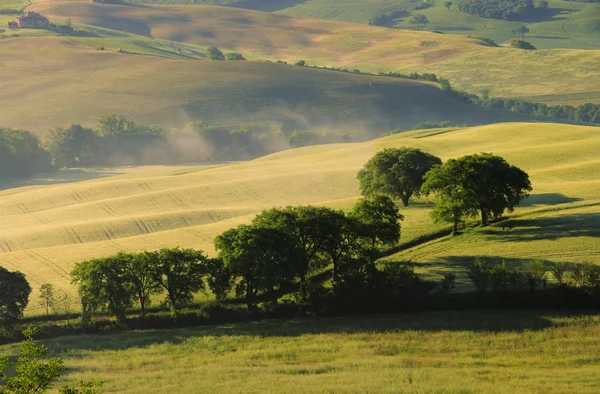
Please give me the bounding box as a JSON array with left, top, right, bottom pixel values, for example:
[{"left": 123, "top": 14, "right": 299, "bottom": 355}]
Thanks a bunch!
[{"left": 1, "top": 122, "right": 599, "bottom": 313}]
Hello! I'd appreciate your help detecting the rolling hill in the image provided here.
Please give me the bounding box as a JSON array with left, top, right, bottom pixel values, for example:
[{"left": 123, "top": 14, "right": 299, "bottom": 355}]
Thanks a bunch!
[
  {"left": 25, "top": 1, "right": 600, "bottom": 105},
  {"left": 0, "top": 36, "right": 526, "bottom": 135},
  {"left": 1, "top": 122, "right": 599, "bottom": 313}
]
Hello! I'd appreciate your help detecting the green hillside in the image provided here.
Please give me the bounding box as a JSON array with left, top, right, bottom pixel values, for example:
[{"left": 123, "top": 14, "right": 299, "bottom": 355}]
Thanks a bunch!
[
  {"left": 2, "top": 122, "right": 599, "bottom": 314},
  {"left": 28, "top": 1, "right": 600, "bottom": 105},
  {"left": 113, "top": 0, "right": 600, "bottom": 50}
]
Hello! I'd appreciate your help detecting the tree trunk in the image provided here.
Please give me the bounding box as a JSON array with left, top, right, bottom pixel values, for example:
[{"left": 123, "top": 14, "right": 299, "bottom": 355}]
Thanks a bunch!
[
  {"left": 453, "top": 218, "right": 459, "bottom": 235},
  {"left": 401, "top": 195, "right": 410, "bottom": 207},
  {"left": 481, "top": 210, "right": 488, "bottom": 226}
]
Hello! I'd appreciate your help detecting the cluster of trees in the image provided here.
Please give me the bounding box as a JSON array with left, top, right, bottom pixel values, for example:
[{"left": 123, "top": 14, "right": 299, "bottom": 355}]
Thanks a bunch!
[
  {"left": 510, "top": 38, "right": 536, "bottom": 50},
  {"left": 368, "top": 10, "right": 408, "bottom": 27},
  {"left": 43, "top": 115, "right": 292, "bottom": 169},
  {"left": 70, "top": 196, "right": 415, "bottom": 318},
  {"left": 0, "top": 128, "right": 51, "bottom": 180},
  {"left": 468, "top": 259, "right": 600, "bottom": 296},
  {"left": 206, "top": 46, "right": 246, "bottom": 61},
  {"left": 456, "top": 0, "right": 548, "bottom": 20},
  {"left": 358, "top": 148, "right": 532, "bottom": 233}
]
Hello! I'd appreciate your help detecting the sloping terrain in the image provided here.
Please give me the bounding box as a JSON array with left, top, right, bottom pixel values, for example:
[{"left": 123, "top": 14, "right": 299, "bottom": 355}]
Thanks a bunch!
[
  {"left": 1, "top": 122, "right": 599, "bottom": 312},
  {"left": 26, "top": 1, "right": 600, "bottom": 104},
  {"left": 0, "top": 37, "right": 520, "bottom": 134}
]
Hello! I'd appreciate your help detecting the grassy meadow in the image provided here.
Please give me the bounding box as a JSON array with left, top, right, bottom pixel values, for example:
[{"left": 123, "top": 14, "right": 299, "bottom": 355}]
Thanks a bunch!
[
  {"left": 0, "top": 311, "right": 598, "bottom": 392},
  {"left": 2, "top": 122, "right": 599, "bottom": 313}
]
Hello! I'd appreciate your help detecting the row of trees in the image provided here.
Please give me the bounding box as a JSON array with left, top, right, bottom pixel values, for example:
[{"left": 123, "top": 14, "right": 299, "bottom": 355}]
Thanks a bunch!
[
  {"left": 456, "top": 0, "right": 548, "bottom": 20},
  {"left": 358, "top": 148, "right": 532, "bottom": 232},
  {"left": 0, "top": 128, "right": 52, "bottom": 180},
  {"left": 71, "top": 196, "right": 405, "bottom": 319}
]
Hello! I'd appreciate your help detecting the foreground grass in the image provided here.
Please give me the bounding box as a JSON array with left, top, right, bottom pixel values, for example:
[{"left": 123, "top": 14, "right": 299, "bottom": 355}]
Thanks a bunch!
[{"left": 2, "top": 311, "right": 598, "bottom": 393}]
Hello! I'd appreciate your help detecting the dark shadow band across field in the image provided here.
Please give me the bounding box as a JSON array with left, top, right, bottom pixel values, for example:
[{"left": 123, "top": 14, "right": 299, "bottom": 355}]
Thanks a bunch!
[{"left": 47, "top": 309, "right": 597, "bottom": 356}]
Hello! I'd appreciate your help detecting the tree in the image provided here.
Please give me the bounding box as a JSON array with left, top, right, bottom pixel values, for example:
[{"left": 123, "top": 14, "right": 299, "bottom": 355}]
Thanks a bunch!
[
  {"left": 422, "top": 153, "right": 531, "bottom": 227},
  {"left": 226, "top": 52, "right": 245, "bottom": 60},
  {"left": 150, "top": 248, "right": 208, "bottom": 316},
  {"left": 38, "top": 284, "right": 57, "bottom": 317},
  {"left": 43, "top": 125, "right": 97, "bottom": 168},
  {"left": 215, "top": 225, "right": 301, "bottom": 310},
  {"left": 0, "top": 267, "right": 31, "bottom": 327},
  {"left": 410, "top": 14, "right": 429, "bottom": 28},
  {"left": 123, "top": 252, "right": 162, "bottom": 319},
  {"left": 444, "top": 1, "right": 453, "bottom": 9},
  {"left": 0, "top": 327, "right": 102, "bottom": 394},
  {"left": 351, "top": 195, "right": 403, "bottom": 262},
  {"left": 252, "top": 206, "right": 334, "bottom": 291},
  {"left": 518, "top": 25, "right": 530, "bottom": 38},
  {"left": 357, "top": 147, "right": 442, "bottom": 207},
  {"left": 71, "top": 255, "right": 135, "bottom": 324},
  {"left": 206, "top": 46, "right": 225, "bottom": 60}
]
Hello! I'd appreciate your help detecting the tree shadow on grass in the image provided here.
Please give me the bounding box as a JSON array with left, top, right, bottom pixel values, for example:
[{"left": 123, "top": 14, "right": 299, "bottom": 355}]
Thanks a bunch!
[
  {"left": 482, "top": 213, "right": 600, "bottom": 243},
  {"left": 47, "top": 308, "right": 592, "bottom": 358},
  {"left": 519, "top": 193, "right": 581, "bottom": 207}
]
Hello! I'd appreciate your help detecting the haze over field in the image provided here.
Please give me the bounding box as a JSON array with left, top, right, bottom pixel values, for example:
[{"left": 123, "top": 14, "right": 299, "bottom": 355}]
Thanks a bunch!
[{"left": 0, "top": 0, "right": 599, "bottom": 392}]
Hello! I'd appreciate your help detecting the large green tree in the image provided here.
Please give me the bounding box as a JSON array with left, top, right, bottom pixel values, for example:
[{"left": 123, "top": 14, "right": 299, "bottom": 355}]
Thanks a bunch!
[
  {"left": 358, "top": 147, "right": 442, "bottom": 207},
  {"left": 215, "top": 225, "right": 301, "bottom": 310},
  {"left": 123, "top": 252, "right": 162, "bottom": 319},
  {"left": 351, "top": 195, "right": 403, "bottom": 260},
  {"left": 422, "top": 153, "right": 531, "bottom": 227},
  {"left": 150, "top": 248, "right": 208, "bottom": 316},
  {"left": 0, "top": 267, "right": 31, "bottom": 327},
  {"left": 71, "top": 254, "right": 135, "bottom": 323}
]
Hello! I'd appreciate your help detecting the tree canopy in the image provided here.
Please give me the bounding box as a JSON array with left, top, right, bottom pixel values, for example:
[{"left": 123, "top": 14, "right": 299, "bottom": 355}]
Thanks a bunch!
[
  {"left": 422, "top": 153, "right": 532, "bottom": 228},
  {"left": 0, "top": 267, "right": 31, "bottom": 327},
  {"left": 358, "top": 147, "right": 442, "bottom": 207}
]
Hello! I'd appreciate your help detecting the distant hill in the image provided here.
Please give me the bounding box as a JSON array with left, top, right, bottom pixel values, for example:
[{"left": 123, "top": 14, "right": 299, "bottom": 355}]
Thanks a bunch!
[{"left": 28, "top": 1, "right": 600, "bottom": 105}]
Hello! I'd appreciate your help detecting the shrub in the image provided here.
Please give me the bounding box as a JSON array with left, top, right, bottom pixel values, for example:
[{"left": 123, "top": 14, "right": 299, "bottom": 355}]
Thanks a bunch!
[
  {"left": 510, "top": 38, "right": 536, "bottom": 50},
  {"left": 226, "top": 52, "right": 245, "bottom": 60},
  {"left": 295, "top": 60, "right": 306, "bottom": 66},
  {"left": 206, "top": 46, "right": 225, "bottom": 60}
]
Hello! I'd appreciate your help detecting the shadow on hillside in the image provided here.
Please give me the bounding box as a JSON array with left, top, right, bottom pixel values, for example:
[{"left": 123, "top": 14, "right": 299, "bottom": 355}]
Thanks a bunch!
[
  {"left": 235, "top": 0, "right": 308, "bottom": 12},
  {"left": 520, "top": 7, "right": 580, "bottom": 23},
  {"left": 49, "top": 309, "right": 595, "bottom": 358},
  {"left": 520, "top": 193, "right": 581, "bottom": 207},
  {"left": 482, "top": 213, "right": 600, "bottom": 243},
  {"left": 0, "top": 169, "right": 125, "bottom": 191}
]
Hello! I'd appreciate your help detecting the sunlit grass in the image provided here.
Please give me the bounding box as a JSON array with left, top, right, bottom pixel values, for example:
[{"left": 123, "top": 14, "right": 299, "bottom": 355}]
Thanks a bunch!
[{"left": 1, "top": 311, "right": 598, "bottom": 393}]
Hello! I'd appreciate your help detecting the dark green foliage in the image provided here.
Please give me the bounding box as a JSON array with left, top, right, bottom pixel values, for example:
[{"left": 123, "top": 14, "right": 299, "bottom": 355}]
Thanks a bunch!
[
  {"left": 456, "top": 0, "right": 543, "bottom": 20},
  {"left": 368, "top": 10, "right": 408, "bottom": 27},
  {"left": 206, "top": 46, "right": 225, "bottom": 60},
  {"left": 0, "top": 267, "right": 31, "bottom": 328},
  {"left": 410, "top": 14, "right": 429, "bottom": 28},
  {"left": 422, "top": 153, "right": 532, "bottom": 227},
  {"left": 215, "top": 225, "right": 301, "bottom": 310},
  {"left": 351, "top": 195, "right": 403, "bottom": 262},
  {"left": 0, "top": 328, "right": 102, "bottom": 394},
  {"left": 574, "top": 103, "right": 600, "bottom": 124},
  {"left": 150, "top": 248, "right": 209, "bottom": 316},
  {"left": 226, "top": 52, "right": 245, "bottom": 60},
  {"left": 295, "top": 60, "right": 306, "bottom": 66},
  {"left": 71, "top": 254, "right": 136, "bottom": 324},
  {"left": 510, "top": 38, "right": 536, "bottom": 50},
  {"left": 43, "top": 125, "right": 97, "bottom": 168},
  {"left": 467, "top": 35, "right": 498, "bottom": 46},
  {"left": 358, "top": 147, "right": 442, "bottom": 207},
  {"left": 444, "top": 1, "right": 453, "bottom": 9},
  {"left": 0, "top": 128, "right": 52, "bottom": 180},
  {"left": 123, "top": 252, "right": 162, "bottom": 319}
]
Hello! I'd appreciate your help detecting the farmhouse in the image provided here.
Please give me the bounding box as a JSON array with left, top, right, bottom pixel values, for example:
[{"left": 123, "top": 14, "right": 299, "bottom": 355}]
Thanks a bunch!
[
  {"left": 12, "top": 13, "right": 49, "bottom": 29},
  {"left": 4, "top": 21, "right": 18, "bottom": 29}
]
